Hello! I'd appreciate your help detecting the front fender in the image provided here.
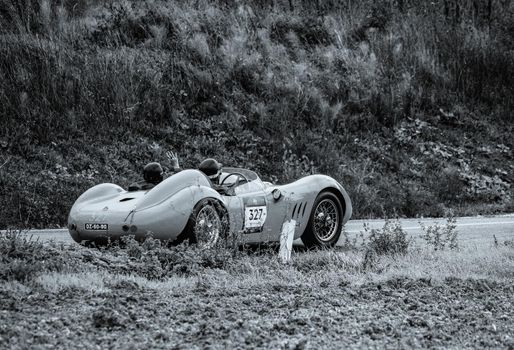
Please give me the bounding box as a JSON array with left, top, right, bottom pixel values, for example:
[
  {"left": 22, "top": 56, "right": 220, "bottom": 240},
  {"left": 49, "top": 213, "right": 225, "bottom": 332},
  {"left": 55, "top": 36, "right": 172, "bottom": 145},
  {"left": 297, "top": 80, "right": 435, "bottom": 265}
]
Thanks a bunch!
[
  {"left": 334, "top": 182, "right": 353, "bottom": 224},
  {"left": 299, "top": 175, "right": 353, "bottom": 224},
  {"left": 272, "top": 175, "right": 352, "bottom": 238}
]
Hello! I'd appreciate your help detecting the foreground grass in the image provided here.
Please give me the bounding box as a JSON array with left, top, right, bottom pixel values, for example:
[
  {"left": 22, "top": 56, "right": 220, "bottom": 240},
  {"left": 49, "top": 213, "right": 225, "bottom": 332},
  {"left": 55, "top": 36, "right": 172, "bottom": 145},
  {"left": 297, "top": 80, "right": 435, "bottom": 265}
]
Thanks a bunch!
[
  {"left": 1, "top": 230, "right": 514, "bottom": 348},
  {"left": 31, "top": 245, "right": 514, "bottom": 292}
]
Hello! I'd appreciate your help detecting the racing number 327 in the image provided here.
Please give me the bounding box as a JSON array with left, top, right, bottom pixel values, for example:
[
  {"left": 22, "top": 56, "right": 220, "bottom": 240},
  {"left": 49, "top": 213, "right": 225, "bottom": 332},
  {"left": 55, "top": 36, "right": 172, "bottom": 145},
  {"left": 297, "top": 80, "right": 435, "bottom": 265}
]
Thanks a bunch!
[
  {"left": 248, "top": 208, "right": 264, "bottom": 221},
  {"left": 244, "top": 205, "right": 267, "bottom": 229}
]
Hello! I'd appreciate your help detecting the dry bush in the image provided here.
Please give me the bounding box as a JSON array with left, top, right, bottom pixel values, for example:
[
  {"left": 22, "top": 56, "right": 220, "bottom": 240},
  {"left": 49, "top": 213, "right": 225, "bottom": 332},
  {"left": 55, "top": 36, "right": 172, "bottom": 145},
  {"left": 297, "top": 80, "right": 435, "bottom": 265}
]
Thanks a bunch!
[
  {"left": 420, "top": 215, "right": 459, "bottom": 251},
  {"left": 0, "top": 230, "right": 74, "bottom": 281},
  {"left": 361, "top": 219, "right": 411, "bottom": 269},
  {"left": 100, "top": 235, "right": 241, "bottom": 279}
]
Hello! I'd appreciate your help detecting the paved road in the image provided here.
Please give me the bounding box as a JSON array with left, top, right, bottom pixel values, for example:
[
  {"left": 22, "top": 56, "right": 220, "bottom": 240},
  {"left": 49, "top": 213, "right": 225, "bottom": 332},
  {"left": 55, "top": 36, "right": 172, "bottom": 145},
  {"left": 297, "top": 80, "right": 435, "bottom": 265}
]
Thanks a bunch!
[
  {"left": 22, "top": 214, "right": 514, "bottom": 246},
  {"left": 344, "top": 215, "right": 514, "bottom": 247}
]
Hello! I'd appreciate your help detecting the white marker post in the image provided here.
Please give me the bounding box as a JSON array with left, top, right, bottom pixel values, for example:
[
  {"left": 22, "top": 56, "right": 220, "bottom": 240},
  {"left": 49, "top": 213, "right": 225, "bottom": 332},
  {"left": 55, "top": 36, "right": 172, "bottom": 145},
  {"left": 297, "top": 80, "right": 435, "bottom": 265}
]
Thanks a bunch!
[{"left": 279, "top": 219, "right": 296, "bottom": 263}]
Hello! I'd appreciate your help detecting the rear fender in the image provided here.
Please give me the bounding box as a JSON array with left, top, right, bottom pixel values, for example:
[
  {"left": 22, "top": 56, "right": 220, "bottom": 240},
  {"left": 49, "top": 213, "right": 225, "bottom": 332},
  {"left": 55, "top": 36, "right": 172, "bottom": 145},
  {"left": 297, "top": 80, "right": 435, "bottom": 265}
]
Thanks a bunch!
[
  {"left": 135, "top": 169, "right": 211, "bottom": 211},
  {"left": 72, "top": 183, "right": 124, "bottom": 209},
  {"left": 131, "top": 185, "right": 229, "bottom": 240}
]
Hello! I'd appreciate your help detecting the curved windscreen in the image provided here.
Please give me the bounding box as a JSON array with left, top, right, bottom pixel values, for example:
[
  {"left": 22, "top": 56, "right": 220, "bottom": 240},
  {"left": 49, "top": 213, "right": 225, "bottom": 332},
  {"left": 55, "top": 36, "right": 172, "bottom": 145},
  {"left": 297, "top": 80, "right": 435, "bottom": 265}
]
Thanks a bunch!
[{"left": 221, "top": 168, "right": 259, "bottom": 182}]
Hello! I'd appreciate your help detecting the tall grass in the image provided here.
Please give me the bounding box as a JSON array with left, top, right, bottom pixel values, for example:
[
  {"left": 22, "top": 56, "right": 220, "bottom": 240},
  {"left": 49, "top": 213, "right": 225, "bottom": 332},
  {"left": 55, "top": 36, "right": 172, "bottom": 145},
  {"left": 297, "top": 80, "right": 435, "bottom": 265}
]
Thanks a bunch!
[
  {"left": 0, "top": 0, "right": 513, "bottom": 228},
  {"left": 3, "top": 226, "right": 513, "bottom": 295}
]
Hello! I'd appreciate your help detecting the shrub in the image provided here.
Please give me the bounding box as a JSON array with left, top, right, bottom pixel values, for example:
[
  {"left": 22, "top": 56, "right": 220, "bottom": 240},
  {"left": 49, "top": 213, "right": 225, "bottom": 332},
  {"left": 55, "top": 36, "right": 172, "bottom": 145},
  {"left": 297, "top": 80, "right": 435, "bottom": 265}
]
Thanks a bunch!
[
  {"left": 420, "top": 215, "right": 459, "bottom": 250},
  {"left": 104, "top": 235, "right": 241, "bottom": 279},
  {"left": 361, "top": 219, "right": 411, "bottom": 269},
  {"left": 0, "top": 229, "right": 39, "bottom": 259},
  {"left": 0, "top": 230, "right": 72, "bottom": 281}
]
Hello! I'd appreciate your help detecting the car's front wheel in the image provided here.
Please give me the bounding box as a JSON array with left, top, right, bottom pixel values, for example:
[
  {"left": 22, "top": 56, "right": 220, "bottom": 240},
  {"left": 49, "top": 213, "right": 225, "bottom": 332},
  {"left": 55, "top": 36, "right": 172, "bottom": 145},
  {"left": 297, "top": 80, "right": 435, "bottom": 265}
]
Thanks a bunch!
[{"left": 301, "top": 191, "right": 343, "bottom": 249}]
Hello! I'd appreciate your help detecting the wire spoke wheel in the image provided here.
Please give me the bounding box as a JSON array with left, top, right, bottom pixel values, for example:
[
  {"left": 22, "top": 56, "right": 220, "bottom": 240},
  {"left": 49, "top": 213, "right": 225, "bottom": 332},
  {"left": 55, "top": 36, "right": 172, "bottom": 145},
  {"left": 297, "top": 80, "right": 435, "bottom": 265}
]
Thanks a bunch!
[
  {"left": 193, "top": 205, "right": 221, "bottom": 248},
  {"left": 312, "top": 198, "right": 340, "bottom": 242}
]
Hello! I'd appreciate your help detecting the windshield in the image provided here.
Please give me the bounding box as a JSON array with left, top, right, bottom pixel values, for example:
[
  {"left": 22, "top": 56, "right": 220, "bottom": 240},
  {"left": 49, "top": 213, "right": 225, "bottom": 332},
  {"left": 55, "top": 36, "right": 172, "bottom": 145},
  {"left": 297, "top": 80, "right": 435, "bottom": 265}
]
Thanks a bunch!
[{"left": 220, "top": 167, "right": 260, "bottom": 182}]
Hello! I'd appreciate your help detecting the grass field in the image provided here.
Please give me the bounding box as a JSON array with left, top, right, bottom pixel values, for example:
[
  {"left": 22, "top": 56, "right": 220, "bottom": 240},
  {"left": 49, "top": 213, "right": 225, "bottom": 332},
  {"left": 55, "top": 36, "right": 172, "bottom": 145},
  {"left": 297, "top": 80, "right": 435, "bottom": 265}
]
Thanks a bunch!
[
  {"left": 1, "top": 224, "right": 514, "bottom": 348},
  {"left": 1, "top": 0, "right": 513, "bottom": 228}
]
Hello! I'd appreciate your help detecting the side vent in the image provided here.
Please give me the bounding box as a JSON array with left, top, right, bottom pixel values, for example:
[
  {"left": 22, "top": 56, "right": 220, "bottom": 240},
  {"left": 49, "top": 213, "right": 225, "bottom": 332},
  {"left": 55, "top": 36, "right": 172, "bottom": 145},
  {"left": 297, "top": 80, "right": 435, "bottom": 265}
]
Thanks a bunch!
[
  {"left": 119, "top": 198, "right": 135, "bottom": 202},
  {"left": 292, "top": 203, "right": 298, "bottom": 218},
  {"left": 296, "top": 202, "right": 303, "bottom": 218},
  {"left": 291, "top": 202, "right": 307, "bottom": 220}
]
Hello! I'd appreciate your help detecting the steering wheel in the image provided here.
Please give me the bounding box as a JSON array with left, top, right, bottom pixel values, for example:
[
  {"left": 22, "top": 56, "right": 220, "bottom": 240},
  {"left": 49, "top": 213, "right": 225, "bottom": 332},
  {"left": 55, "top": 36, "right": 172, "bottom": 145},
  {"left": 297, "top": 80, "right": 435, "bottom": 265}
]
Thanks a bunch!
[{"left": 219, "top": 172, "right": 250, "bottom": 188}]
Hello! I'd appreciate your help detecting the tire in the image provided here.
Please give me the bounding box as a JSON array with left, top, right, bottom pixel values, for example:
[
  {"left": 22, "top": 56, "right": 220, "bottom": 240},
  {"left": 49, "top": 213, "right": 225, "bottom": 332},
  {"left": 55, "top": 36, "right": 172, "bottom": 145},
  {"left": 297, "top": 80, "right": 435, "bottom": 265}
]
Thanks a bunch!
[
  {"left": 179, "top": 199, "right": 226, "bottom": 248},
  {"left": 301, "top": 191, "right": 343, "bottom": 249}
]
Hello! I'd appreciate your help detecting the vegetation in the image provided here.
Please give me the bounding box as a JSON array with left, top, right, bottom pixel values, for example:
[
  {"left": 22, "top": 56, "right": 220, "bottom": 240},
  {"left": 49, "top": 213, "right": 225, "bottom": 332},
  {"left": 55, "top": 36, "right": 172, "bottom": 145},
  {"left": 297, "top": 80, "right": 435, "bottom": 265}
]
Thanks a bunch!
[
  {"left": 0, "top": 217, "right": 493, "bottom": 286},
  {"left": 360, "top": 219, "right": 411, "bottom": 269},
  {"left": 2, "top": 225, "right": 514, "bottom": 347},
  {"left": 0, "top": 0, "right": 513, "bottom": 228},
  {"left": 420, "top": 215, "right": 459, "bottom": 250}
]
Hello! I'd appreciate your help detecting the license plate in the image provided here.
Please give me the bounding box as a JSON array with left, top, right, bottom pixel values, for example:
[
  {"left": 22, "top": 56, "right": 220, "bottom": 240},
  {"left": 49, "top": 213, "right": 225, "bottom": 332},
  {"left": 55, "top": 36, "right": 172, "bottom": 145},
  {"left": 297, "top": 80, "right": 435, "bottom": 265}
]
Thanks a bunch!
[{"left": 85, "top": 223, "right": 108, "bottom": 231}]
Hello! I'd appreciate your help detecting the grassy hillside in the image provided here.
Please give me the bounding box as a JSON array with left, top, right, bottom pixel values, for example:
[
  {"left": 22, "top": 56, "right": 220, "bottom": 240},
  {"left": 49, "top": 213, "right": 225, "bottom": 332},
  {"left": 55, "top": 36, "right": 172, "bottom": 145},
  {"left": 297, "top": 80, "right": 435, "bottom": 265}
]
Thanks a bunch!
[{"left": 0, "top": 0, "right": 513, "bottom": 228}]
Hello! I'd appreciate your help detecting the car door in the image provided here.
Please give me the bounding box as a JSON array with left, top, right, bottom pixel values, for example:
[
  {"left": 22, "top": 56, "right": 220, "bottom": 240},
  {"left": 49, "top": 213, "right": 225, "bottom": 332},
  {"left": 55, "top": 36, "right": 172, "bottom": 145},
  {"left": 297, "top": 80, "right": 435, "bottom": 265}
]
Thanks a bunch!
[{"left": 222, "top": 181, "right": 274, "bottom": 243}]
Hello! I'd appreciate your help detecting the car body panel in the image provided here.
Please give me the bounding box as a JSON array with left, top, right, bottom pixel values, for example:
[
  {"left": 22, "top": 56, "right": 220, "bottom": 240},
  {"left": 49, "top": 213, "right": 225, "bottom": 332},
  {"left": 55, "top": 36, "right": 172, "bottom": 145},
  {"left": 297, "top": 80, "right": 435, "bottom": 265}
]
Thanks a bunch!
[
  {"left": 243, "top": 174, "right": 352, "bottom": 243},
  {"left": 68, "top": 168, "right": 352, "bottom": 245}
]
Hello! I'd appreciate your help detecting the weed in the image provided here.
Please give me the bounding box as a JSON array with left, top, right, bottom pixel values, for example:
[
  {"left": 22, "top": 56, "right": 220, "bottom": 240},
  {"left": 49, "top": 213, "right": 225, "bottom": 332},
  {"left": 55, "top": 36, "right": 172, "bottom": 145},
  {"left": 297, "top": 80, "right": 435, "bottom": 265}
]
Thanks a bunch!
[
  {"left": 420, "top": 215, "right": 459, "bottom": 250},
  {"left": 105, "top": 235, "right": 241, "bottom": 279},
  {"left": 0, "top": 229, "right": 39, "bottom": 259},
  {"left": 120, "top": 235, "right": 145, "bottom": 259},
  {"left": 0, "top": 229, "right": 77, "bottom": 281},
  {"left": 361, "top": 219, "right": 411, "bottom": 269},
  {"left": 339, "top": 227, "right": 359, "bottom": 251},
  {"left": 503, "top": 239, "right": 514, "bottom": 249},
  {"left": 363, "top": 220, "right": 411, "bottom": 255},
  {"left": 0, "top": 230, "right": 42, "bottom": 281}
]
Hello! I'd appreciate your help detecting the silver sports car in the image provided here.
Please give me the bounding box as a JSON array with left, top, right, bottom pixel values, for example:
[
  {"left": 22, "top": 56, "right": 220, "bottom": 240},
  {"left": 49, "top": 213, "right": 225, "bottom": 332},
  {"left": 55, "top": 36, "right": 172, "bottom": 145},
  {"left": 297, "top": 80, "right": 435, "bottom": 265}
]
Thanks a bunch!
[{"left": 68, "top": 167, "right": 352, "bottom": 248}]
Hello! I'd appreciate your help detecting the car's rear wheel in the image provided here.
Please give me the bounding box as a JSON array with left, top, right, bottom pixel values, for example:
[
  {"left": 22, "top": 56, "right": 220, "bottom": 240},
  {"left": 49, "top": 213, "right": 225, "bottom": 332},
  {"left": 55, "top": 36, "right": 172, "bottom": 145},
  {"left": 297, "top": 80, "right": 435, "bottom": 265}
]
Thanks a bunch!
[
  {"left": 301, "top": 191, "right": 343, "bottom": 249},
  {"left": 183, "top": 199, "right": 225, "bottom": 249}
]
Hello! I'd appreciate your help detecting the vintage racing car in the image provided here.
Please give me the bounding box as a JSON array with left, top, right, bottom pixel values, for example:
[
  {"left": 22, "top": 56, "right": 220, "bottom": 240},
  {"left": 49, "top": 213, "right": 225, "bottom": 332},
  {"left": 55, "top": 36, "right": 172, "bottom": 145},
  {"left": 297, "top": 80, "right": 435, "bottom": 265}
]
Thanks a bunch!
[{"left": 68, "top": 168, "right": 352, "bottom": 248}]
